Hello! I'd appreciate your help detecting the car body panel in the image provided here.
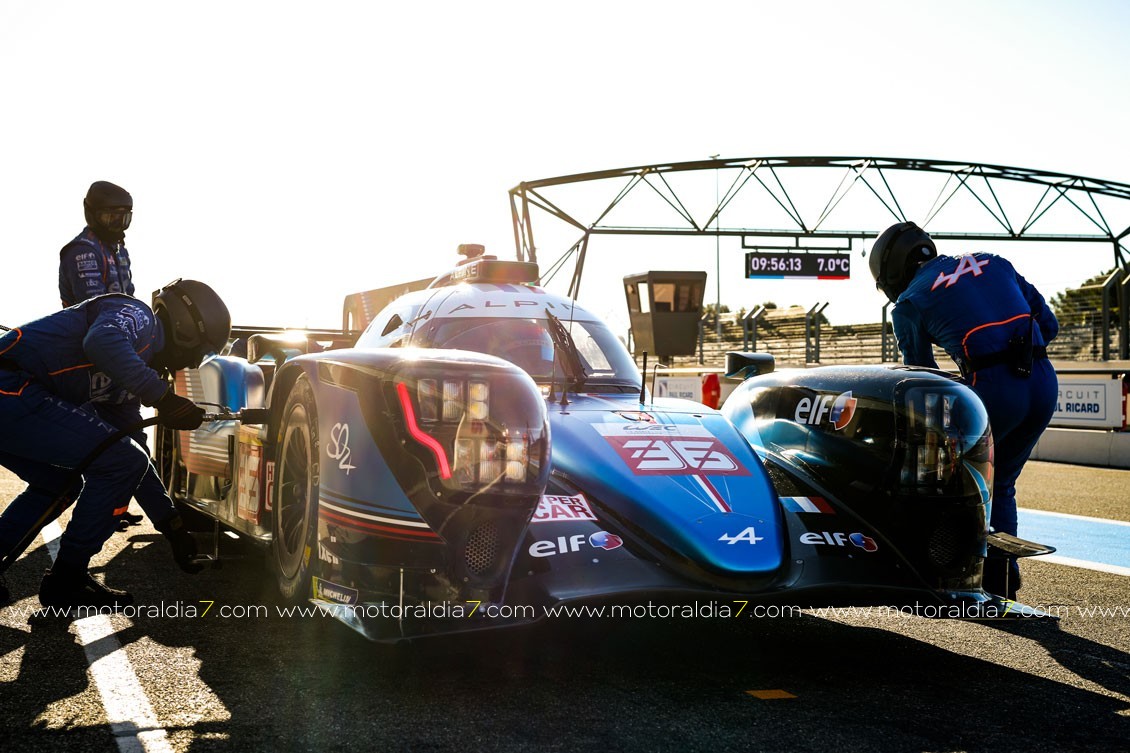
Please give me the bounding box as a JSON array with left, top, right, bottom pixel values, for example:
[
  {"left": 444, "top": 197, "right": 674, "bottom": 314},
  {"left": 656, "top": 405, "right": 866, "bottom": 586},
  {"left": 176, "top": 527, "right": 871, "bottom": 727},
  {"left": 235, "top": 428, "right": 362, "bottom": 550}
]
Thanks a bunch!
[{"left": 156, "top": 253, "right": 1032, "bottom": 642}]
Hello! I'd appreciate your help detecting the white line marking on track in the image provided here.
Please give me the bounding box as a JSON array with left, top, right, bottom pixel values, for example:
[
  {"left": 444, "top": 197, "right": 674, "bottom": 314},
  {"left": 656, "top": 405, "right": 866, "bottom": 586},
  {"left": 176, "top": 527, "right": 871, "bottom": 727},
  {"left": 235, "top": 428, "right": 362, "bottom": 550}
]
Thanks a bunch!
[
  {"left": 41, "top": 521, "right": 174, "bottom": 753},
  {"left": 1019, "top": 507, "right": 1130, "bottom": 527},
  {"left": 1038, "top": 554, "right": 1130, "bottom": 577},
  {"left": 41, "top": 519, "right": 61, "bottom": 561}
]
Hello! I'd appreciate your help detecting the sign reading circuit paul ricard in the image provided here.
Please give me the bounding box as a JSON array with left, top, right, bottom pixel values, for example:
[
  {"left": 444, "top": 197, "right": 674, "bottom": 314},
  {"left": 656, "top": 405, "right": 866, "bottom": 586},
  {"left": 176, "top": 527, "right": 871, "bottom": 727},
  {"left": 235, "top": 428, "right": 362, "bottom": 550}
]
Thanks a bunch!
[{"left": 1050, "top": 374, "right": 1127, "bottom": 430}]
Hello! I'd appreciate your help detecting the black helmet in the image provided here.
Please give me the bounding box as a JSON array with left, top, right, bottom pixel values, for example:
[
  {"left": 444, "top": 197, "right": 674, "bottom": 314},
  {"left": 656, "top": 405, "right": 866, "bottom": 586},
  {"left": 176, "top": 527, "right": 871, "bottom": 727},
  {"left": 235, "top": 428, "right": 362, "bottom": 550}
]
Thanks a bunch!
[
  {"left": 152, "top": 279, "right": 232, "bottom": 370},
  {"left": 84, "top": 180, "right": 133, "bottom": 242},
  {"left": 869, "top": 221, "right": 937, "bottom": 302}
]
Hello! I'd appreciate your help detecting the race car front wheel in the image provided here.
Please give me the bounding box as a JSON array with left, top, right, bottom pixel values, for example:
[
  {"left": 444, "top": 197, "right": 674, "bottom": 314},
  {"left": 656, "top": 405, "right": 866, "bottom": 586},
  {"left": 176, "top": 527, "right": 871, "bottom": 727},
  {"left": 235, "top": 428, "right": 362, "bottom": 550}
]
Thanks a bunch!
[{"left": 271, "top": 375, "right": 320, "bottom": 603}]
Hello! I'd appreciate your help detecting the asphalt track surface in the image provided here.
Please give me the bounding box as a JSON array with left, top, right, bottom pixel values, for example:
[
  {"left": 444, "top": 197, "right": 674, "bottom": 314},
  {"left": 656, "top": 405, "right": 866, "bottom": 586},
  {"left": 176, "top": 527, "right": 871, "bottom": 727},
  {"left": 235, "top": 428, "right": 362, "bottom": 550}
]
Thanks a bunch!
[{"left": 1, "top": 460, "right": 1127, "bottom": 752}]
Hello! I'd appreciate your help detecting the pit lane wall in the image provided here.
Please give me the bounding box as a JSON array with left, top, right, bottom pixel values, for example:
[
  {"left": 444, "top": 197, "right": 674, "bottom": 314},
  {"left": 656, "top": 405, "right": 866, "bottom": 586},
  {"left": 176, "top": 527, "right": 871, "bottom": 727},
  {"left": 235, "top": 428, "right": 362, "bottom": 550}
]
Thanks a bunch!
[
  {"left": 655, "top": 362, "right": 1130, "bottom": 470},
  {"left": 1029, "top": 362, "right": 1130, "bottom": 469}
]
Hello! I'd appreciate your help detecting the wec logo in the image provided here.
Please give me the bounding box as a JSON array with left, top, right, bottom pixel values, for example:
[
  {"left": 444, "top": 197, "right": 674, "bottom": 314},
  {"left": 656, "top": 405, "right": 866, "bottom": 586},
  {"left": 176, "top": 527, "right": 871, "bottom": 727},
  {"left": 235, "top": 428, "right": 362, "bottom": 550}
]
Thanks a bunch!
[{"left": 794, "top": 391, "right": 857, "bottom": 430}]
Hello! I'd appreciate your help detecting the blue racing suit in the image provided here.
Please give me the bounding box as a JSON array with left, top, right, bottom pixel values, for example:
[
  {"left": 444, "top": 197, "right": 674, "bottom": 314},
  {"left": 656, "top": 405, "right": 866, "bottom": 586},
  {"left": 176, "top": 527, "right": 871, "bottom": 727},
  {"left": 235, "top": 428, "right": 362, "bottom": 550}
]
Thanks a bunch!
[
  {"left": 58, "top": 227, "right": 135, "bottom": 308},
  {"left": 0, "top": 295, "right": 176, "bottom": 571},
  {"left": 892, "top": 253, "right": 1058, "bottom": 589}
]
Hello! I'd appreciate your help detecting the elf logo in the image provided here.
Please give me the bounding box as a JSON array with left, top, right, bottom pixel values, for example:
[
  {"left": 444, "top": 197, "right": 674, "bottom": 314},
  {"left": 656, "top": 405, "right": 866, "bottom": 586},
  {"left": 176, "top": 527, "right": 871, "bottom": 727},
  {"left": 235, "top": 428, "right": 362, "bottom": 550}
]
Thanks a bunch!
[
  {"left": 529, "top": 531, "right": 624, "bottom": 557},
  {"left": 799, "top": 531, "right": 879, "bottom": 552},
  {"left": 794, "top": 391, "right": 857, "bottom": 430}
]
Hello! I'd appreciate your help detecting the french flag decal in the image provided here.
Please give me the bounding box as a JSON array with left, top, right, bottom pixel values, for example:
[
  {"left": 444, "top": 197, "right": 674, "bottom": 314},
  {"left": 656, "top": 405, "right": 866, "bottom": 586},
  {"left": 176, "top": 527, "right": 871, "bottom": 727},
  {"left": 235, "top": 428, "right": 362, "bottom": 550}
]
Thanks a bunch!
[
  {"left": 780, "top": 496, "right": 836, "bottom": 514},
  {"left": 692, "top": 475, "right": 732, "bottom": 513}
]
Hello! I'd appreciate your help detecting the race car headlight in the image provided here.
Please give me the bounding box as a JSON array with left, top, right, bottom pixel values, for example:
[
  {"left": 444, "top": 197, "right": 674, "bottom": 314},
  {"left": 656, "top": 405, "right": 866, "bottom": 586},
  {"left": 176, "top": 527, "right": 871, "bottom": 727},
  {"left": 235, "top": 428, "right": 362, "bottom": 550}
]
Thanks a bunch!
[
  {"left": 895, "top": 384, "right": 993, "bottom": 500},
  {"left": 394, "top": 369, "right": 549, "bottom": 496},
  {"left": 422, "top": 379, "right": 491, "bottom": 422}
]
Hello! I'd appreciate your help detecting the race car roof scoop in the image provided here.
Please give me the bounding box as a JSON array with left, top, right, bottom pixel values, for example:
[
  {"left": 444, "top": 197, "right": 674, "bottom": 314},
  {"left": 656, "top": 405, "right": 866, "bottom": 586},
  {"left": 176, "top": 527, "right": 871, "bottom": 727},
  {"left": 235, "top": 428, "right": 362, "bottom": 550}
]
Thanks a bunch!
[
  {"left": 430, "top": 254, "right": 540, "bottom": 288},
  {"left": 725, "top": 351, "right": 776, "bottom": 379}
]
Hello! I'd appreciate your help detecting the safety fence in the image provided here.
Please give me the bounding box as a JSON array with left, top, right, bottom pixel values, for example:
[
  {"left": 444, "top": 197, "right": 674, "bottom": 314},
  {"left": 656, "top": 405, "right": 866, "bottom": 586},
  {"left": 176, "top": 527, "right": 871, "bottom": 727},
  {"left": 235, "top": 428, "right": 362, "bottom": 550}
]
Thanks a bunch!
[{"left": 681, "top": 297, "right": 1127, "bottom": 370}]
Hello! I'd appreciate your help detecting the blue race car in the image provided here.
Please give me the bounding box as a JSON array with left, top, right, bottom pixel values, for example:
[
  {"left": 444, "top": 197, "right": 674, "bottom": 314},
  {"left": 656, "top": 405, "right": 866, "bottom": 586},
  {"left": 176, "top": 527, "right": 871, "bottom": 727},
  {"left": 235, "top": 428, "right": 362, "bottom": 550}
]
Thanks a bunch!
[{"left": 156, "top": 246, "right": 1047, "bottom": 640}]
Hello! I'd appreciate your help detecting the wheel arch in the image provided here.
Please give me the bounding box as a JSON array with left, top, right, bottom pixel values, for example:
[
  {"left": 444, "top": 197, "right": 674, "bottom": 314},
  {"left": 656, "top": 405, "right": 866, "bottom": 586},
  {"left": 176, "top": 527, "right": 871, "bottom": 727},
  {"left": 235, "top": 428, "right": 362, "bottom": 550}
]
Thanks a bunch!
[
  {"left": 270, "top": 369, "right": 322, "bottom": 602},
  {"left": 267, "top": 360, "right": 319, "bottom": 442}
]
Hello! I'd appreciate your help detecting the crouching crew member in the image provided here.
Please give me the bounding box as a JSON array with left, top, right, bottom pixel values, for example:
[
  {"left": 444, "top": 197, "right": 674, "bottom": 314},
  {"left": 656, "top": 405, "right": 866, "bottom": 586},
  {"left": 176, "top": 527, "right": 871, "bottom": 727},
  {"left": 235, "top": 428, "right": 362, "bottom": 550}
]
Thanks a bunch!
[
  {"left": 0, "top": 280, "right": 230, "bottom": 609},
  {"left": 869, "top": 222, "right": 1058, "bottom": 600}
]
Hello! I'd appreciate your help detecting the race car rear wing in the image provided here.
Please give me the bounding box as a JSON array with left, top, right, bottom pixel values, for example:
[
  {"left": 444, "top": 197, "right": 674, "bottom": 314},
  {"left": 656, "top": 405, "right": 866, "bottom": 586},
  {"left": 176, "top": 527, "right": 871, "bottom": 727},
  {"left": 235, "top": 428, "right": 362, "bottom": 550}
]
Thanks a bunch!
[
  {"left": 343, "top": 277, "right": 433, "bottom": 331},
  {"left": 227, "top": 326, "right": 359, "bottom": 363}
]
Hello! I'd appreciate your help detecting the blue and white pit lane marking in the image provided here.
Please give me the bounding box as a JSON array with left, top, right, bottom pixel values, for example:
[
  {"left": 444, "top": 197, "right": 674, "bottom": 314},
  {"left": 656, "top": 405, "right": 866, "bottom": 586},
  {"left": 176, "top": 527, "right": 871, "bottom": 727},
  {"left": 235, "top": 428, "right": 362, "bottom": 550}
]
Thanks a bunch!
[{"left": 1017, "top": 508, "right": 1130, "bottom": 576}]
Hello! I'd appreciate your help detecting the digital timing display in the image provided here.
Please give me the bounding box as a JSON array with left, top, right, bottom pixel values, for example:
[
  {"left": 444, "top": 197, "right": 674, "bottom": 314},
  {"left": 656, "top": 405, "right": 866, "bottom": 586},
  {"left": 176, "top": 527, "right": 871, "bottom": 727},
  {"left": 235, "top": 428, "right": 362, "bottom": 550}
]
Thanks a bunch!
[{"left": 745, "top": 251, "right": 850, "bottom": 279}]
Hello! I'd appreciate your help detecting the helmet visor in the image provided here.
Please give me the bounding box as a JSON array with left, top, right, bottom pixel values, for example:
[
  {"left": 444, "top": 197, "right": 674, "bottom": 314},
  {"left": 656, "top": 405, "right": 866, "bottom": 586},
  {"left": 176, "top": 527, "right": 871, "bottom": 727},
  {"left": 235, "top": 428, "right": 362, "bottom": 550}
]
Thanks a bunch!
[{"left": 96, "top": 208, "right": 132, "bottom": 233}]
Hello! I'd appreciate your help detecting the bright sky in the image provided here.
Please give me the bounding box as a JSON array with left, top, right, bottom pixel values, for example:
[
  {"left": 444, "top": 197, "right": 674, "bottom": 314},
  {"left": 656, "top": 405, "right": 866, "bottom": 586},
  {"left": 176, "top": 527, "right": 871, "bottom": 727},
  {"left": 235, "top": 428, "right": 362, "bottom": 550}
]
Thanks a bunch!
[{"left": 2, "top": 0, "right": 1128, "bottom": 334}]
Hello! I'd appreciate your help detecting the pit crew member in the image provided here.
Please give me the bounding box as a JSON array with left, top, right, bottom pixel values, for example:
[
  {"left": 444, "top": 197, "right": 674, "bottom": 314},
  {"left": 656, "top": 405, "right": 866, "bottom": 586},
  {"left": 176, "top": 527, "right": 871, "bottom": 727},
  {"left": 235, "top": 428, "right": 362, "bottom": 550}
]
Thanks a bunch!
[
  {"left": 59, "top": 180, "right": 136, "bottom": 308},
  {"left": 59, "top": 181, "right": 152, "bottom": 528},
  {"left": 0, "top": 280, "right": 230, "bottom": 609},
  {"left": 869, "top": 221, "right": 1058, "bottom": 600}
]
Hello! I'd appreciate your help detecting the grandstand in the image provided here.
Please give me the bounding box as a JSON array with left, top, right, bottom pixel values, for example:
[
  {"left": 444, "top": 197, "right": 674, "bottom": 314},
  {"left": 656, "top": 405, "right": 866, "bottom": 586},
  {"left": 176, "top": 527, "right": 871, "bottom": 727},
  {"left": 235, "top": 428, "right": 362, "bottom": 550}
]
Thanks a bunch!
[{"left": 672, "top": 292, "right": 1124, "bottom": 369}]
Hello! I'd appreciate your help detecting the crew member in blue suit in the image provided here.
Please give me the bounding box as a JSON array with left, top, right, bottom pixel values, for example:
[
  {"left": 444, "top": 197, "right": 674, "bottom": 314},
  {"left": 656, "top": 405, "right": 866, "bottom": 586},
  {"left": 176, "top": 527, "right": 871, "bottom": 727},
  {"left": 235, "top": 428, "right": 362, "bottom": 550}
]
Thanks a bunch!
[
  {"left": 59, "top": 181, "right": 142, "bottom": 527},
  {"left": 869, "top": 222, "right": 1058, "bottom": 600},
  {"left": 59, "top": 180, "right": 136, "bottom": 308},
  {"left": 0, "top": 280, "right": 230, "bottom": 609}
]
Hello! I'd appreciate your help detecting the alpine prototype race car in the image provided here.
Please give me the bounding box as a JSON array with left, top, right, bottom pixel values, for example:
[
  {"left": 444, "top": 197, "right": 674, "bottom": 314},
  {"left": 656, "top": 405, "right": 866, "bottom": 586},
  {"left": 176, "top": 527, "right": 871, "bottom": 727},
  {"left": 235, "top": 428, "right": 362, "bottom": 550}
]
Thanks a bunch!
[{"left": 155, "top": 245, "right": 1052, "bottom": 641}]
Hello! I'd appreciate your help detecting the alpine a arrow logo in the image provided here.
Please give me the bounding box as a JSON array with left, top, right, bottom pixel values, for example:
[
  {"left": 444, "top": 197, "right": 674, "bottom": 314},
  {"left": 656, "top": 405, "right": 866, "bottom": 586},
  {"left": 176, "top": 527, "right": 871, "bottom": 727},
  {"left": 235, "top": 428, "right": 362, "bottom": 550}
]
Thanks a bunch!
[
  {"left": 794, "top": 391, "right": 857, "bottom": 430},
  {"left": 719, "top": 527, "right": 764, "bottom": 545},
  {"left": 931, "top": 254, "right": 990, "bottom": 291}
]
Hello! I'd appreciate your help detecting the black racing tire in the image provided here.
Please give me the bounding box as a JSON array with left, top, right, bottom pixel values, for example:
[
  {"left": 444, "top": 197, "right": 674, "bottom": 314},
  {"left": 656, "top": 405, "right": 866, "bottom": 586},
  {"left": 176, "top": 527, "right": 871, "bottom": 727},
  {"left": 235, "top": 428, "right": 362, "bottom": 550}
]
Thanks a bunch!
[
  {"left": 154, "top": 424, "right": 184, "bottom": 496},
  {"left": 270, "top": 375, "right": 321, "bottom": 603},
  {"left": 155, "top": 423, "right": 213, "bottom": 532}
]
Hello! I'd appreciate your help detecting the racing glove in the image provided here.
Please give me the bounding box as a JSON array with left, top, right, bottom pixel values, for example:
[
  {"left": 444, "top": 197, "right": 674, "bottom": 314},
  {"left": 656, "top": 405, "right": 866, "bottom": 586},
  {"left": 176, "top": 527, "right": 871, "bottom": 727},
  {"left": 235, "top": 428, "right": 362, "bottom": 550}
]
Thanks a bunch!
[
  {"left": 155, "top": 389, "right": 206, "bottom": 431},
  {"left": 155, "top": 515, "right": 204, "bottom": 574}
]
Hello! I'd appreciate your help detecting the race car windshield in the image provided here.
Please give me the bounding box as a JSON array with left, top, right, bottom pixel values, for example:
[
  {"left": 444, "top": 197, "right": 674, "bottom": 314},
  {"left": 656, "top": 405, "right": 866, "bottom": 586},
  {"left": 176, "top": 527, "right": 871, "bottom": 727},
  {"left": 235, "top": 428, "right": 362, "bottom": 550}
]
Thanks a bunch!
[{"left": 413, "top": 316, "right": 641, "bottom": 389}]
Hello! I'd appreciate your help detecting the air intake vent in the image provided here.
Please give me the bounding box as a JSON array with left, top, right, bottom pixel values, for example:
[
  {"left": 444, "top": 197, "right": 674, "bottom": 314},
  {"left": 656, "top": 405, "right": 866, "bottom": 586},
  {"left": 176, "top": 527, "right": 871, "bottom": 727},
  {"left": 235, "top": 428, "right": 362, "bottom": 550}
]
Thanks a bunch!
[
  {"left": 927, "top": 522, "right": 965, "bottom": 571},
  {"left": 464, "top": 521, "right": 502, "bottom": 577}
]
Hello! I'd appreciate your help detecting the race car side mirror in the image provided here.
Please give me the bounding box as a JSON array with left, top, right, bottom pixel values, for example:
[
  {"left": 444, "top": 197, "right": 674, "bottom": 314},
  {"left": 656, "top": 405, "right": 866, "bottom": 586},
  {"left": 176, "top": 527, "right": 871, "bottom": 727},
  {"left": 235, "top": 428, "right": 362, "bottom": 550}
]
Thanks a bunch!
[
  {"left": 246, "top": 333, "right": 309, "bottom": 365},
  {"left": 725, "top": 351, "right": 776, "bottom": 380}
]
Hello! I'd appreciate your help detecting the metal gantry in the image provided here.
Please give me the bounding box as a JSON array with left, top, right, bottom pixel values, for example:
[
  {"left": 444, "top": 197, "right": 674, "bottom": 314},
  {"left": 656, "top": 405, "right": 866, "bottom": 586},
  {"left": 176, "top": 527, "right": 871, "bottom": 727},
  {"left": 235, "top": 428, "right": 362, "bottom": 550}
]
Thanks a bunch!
[{"left": 509, "top": 156, "right": 1130, "bottom": 359}]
